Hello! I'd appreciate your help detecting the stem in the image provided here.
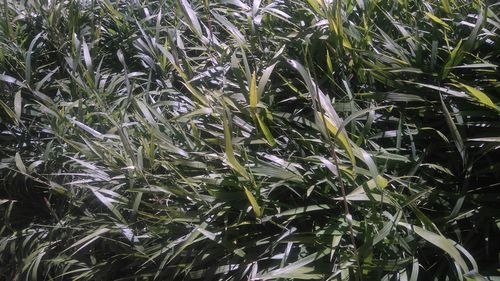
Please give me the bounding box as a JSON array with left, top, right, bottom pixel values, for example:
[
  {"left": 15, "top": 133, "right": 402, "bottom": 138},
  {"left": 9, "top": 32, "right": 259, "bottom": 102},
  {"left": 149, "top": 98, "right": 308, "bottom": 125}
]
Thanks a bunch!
[
  {"left": 306, "top": 50, "right": 363, "bottom": 281},
  {"left": 329, "top": 144, "right": 362, "bottom": 281}
]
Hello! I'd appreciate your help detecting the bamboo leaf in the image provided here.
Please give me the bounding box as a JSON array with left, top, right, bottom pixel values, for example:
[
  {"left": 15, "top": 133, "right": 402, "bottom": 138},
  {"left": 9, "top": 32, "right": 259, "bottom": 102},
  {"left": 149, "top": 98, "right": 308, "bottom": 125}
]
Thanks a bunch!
[
  {"left": 249, "top": 70, "right": 257, "bottom": 109},
  {"left": 440, "top": 95, "right": 465, "bottom": 161},
  {"left": 306, "top": 0, "right": 323, "bottom": 16},
  {"left": 459, "top": 83, "right": 499, "bottom": 111},
  {"left": 14, "top": 91, "right": 21, "bottom": 120},
  {"left": 255, "top": 114, "right": 276, "bottom": 146},
  {"left": 67, "top": 227, "right": 110, "bottom": 252},
  {"left": 258, "top": 248, "right": 329, "bottom": 280},
  {"left": 15, "top": 152, "right": 26, "bottom": 174},
  {"left": 257, "top": 62, "right": 277, "bottom": 100},
  {"left": 406, "top": 224, "right": 469, "bottom": 273},
  {"left": 316, "top": 112, "right": 356, "bottom": 165},
  {"left": 425, "top": 12, "right": 451, "bottom": 30},
  {"left": 244, "top": 187, "right": 262, "bottom": 217},
  {"left": 25, "top": 32, "right": 43, "bottom": 86},
  {"left": 179, "top": 0, "right": 203, "bottom": 38},
  {"left": 223, "top": 110, "right": 250, "bottom": 180}
]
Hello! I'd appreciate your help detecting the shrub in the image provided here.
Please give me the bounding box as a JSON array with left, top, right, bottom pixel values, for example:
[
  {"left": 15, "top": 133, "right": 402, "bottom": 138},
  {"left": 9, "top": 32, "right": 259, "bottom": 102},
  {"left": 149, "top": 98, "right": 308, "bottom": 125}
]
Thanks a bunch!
[{"left": 1, "top": 0, "right": 499, "bottom": 280}]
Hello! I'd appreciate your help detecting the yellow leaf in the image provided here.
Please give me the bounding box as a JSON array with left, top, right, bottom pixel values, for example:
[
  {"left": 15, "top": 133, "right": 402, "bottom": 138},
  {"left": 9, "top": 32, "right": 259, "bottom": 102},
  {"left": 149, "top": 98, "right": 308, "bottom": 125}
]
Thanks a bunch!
[
  {"left": 244, "top": 187, "right": 262, "bottom": 218},
  {"left": 460, "top": 83, "right": 499, "bottom": 112},
  {"left": 326, "top": 50, "right": 333, "bottom": 74},
  {"left": 249, "top": 71, "right": 258, "bottom": 110},
  {"left": 425, "top": 12, "right": 451, "bottom": 31},
  {"left": 342, "top": 37, "right": 352, "bottom": 49},
  {"left": 306, "top": 0, "right": 323, "bottom": 16},
  {"left": 317, "top": 112, "right": 356, "bottom": 165},
  {"left": 375, "top": 175, "right": 388, "bottom": 189},
  {"left": 223, "top": 112, "right": 250, "bottom": 180},
  {"left": 256, "top": 114, "right": 276, "bottom": 147},
  {"left": 250, "top": 71, "right": 276, "bottom": 147}
]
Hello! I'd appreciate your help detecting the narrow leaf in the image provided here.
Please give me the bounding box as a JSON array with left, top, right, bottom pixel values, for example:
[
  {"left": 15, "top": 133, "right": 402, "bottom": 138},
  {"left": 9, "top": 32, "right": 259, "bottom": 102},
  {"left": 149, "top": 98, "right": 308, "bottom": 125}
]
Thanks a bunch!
[
  {"left": 223, "top": 111, "right": 250, "bottom": 180},
  {"left": 249, "top": 70, "right": 257, "bottom": 109},
  {"left": 316, "top": 112, "right": 356, "bottom": 165},
  {"left": 15, "top": 152, "right": 27, "bottom": 174},
  {"left": 256, "top": 114, "right": 276, "bottom": 146},
  {"left": 244, "top": 187, "right": 262, "bottom": 217},
  {"left": 460, "top": 83, "right": 499, "bottom": 111},
  {"left": 257, "top": 63, "right": 277, "bottom": 99},
  {"left": 410, "top": 224, "right": 469, "bottom": 273},
  {"left": 14, "top": 91, "right": 22, "bottom": 120},
  {"left": 258, "top": 249, "right": 329, "bottom": 280},
  {"left": 425, "top": 12, "right": 451, "bottom": 30}
]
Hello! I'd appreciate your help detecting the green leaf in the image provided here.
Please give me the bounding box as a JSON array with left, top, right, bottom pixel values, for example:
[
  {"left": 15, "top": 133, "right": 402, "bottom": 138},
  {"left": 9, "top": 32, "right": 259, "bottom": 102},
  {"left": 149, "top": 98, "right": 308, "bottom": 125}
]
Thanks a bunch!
[
  {"left": 71, "top": 119, "right": 104, "bottom": 140},
  {"left": 440, "top": 95, "right": 465, "bottom": 161},
  {"left": 410, "top": 224, "right": 470, "bottom": 273},
  {"left": 442, "top": 40, "right": 464, "bottom": 79},
  {"left": 15, "top": 152, "right": 27, "bottom": 174},
  {"left": 212, "top": 12, "right": 246, "bottom": 46},
  {"left": 264, "top": 204, "right": 330, "bottom": 221},
  {"left": 257, "top": 62, "right": 278, "bottom": 100},
  {"left": 14, "top": 91, "right": 21, "bottom": 120},
  {"left": 0, "top": 100, "right": 18, "bottom": 125},
  {"left": 257, "top": 249, "right": 329, "bottom": 280},
  {"left": 67, "top": 227, "right": 110, "bottom": 254},
  {"left": 25, "top": 32, "right": 43, "bottom": 86},
  {"left": 468, "top": 137, "right": 500, "bottom": 142},
  {"left": 0, "top": 74, "right": 25, "bottom": 87},
  {"left": 179, "top": 0, "right": 203, "bottom": 38}
]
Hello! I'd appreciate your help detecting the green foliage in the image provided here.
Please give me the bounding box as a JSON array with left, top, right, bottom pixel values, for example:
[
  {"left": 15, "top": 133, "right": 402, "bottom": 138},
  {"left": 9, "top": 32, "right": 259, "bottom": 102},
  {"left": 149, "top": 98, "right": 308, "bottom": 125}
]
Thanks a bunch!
[{"left": 1, "top": 0, "right": 499, "bottom": 280}]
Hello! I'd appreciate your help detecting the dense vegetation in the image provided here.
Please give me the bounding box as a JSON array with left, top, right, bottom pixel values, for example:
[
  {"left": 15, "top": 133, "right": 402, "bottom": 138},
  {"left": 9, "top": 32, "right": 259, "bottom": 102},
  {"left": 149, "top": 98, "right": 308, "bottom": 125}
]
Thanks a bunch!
[{"left": 1, "top": 0, "right": 499, "bottom": 280}]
